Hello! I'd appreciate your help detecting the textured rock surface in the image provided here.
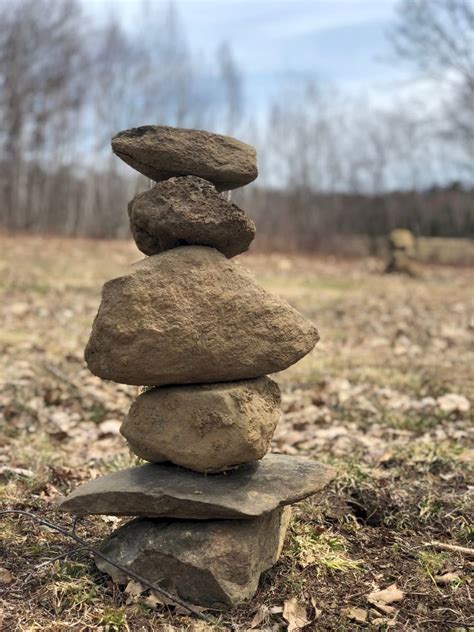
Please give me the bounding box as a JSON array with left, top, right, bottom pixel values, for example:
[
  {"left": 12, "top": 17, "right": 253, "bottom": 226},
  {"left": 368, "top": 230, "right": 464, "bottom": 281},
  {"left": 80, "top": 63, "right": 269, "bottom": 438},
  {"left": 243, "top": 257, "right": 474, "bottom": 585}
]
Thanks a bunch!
[
  {"left": 128, "top": 176, "right": 255, "bottom": 257},
  {"left": 112, "top": 126, "right": 258, "bottom": 191},
  {"left": 58, "top": 454, "right": 335, "bottom": 519},
  {"left": 121, "top": 377, "right": 281, "bottom": 472},
  {"left": 386, "top": 251, "right": 420, "bottom": 277},
  {"left": 85, "top": 246, "right": 319, "bottom": 386},
  {"left": 388, "top": 228, "right": 415, "bottom": 251},
  {"left": 96, "top": 507, "right": 291, "bottom": 609}
]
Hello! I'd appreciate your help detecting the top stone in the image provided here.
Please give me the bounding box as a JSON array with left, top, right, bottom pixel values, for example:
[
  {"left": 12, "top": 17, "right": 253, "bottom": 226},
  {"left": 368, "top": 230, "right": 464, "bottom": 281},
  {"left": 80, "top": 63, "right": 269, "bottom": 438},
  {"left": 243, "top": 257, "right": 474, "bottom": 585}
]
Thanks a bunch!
[{"left": 111, "top": 126, "right": 258, "bottom": 191}]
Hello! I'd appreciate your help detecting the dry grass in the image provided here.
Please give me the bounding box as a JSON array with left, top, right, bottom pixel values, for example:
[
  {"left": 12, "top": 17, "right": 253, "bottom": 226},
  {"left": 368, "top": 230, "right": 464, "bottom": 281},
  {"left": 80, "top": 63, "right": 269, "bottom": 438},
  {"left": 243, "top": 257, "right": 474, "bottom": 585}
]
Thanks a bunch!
[{"left": 0, "top": 234, "right": 473, "bottom": 631}]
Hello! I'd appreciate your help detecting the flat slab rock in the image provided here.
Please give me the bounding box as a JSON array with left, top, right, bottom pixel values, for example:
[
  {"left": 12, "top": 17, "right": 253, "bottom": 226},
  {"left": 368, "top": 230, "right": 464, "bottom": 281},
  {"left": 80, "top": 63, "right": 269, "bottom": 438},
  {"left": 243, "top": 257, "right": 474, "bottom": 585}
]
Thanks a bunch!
[
  {"left": 121, "top": 377, "right": 281, "bottom": 473},
  {"left": 112, "top": 125, "right": 258, "bottom": 191},
  {"left": 85, "top": 246, "right": 319, "bottom": 386},
  {"left": 96, "top": 507, "right": 291, "bottom": 609},
  {"left": 128, "top": 176, "right": 255, "bottom": 258},
  {"left": 58, "top": 454, "right": 335, "bottom": 519}
]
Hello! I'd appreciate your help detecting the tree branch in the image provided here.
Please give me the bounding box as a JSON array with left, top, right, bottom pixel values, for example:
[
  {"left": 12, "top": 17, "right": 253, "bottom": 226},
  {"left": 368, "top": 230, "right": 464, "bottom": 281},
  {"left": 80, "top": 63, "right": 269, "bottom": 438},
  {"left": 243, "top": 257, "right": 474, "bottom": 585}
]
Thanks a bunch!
[
  {"left": 422, "top": 540, "right": 474, "bottom": 557},
  {"left": 0, "top": 509, "right": 214, "bottom": 622}
]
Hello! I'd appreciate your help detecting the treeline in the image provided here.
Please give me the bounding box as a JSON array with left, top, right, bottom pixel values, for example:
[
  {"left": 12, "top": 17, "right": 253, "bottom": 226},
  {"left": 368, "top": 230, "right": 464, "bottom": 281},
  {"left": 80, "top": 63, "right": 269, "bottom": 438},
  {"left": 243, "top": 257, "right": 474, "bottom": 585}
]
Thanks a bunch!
[
  {"left": 243, "top": 185, "right": 474, "bottom": 253},
  {"left": 0, "top": 0, "right": 242, "bottom": 234},
  {"left": 1, "top": 0, "right": 473, "bottom": 251}
]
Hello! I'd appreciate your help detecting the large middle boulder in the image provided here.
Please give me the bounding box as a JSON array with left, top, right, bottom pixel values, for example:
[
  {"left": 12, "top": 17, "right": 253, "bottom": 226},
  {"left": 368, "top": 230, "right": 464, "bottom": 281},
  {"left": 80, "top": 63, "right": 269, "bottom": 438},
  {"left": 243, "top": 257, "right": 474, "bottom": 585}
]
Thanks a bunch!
[
  {"left": 121, "top": 377, "right": 281, "bottom": 472},
  {"left": 128, "top": 176, "right": 255, "bottom": 258},
  {"left": 85, "top": 246, "right": 319, "bottom": 386}
]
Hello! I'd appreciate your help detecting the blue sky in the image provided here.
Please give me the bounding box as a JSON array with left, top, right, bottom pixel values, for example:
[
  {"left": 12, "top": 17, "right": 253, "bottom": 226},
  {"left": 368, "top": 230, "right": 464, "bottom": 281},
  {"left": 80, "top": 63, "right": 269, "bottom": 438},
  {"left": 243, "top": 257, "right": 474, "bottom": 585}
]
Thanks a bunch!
[{"left": 85, "top": 0, "right": 406, "bottom": 112}]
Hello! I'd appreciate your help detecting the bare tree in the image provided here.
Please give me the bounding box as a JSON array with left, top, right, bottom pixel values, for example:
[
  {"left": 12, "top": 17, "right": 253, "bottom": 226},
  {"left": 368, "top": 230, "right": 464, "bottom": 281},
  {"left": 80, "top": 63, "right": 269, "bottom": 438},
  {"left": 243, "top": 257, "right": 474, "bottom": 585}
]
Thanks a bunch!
[
  {"left": 217, "top": 42, "right": 243, "bottom": 134},
  {"left": 391, "top": 0, "right": 474, "bottom": 174},
  {"left": 0, "top": 0, "right": 90, "bottom": 230}
]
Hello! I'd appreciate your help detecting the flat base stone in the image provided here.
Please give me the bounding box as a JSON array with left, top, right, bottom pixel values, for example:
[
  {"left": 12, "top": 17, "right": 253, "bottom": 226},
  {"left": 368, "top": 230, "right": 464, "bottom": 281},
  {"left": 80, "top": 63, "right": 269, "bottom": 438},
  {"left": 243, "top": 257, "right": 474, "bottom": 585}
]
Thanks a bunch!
[
  {"left": 58, "top": 453, "right": 335, "bottom": 519},
  {"left": 96, "top": 507, "right": 291, "bottom": 610}
]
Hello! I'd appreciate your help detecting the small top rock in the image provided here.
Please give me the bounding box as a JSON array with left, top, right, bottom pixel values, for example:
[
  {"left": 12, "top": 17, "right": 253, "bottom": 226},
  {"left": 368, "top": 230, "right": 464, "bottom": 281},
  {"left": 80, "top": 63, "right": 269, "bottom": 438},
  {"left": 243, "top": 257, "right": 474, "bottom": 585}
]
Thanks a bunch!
[
  {"left": 388, "top": 229, "right": 415, "bottom": 251},
  {"left": 112, "top": 125, "right": 258, "bottom": 191}
]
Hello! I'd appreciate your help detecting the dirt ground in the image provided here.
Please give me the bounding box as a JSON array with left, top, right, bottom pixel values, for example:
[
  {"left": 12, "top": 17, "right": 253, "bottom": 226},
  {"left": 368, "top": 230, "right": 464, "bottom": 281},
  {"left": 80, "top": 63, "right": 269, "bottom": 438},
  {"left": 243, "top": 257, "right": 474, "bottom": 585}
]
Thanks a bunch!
[{"left": 0, "top": 234, "right": 473, "bottom": 631}]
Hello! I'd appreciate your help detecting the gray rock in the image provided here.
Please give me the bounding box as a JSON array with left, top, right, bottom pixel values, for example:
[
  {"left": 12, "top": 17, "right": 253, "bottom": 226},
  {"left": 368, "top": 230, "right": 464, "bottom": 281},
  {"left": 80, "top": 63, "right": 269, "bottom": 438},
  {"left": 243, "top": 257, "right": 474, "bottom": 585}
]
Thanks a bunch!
[
  {"left": 121, "top": 377, "right": 281, "bottom": 473},
  {"left": 128, "top": 176, "right": 256, "bottom": 258},
  {"left": 84, "top": 246, "right": 319, "bottom": 386},
  {"left": 112, "top": 126, "right": 258, "bottom": 191},
  {"left": 58, "top": 453, "right": 335, "bottom": 519},
  {"left": 96, "top": 507, "right": 291, "bottom": 609}
]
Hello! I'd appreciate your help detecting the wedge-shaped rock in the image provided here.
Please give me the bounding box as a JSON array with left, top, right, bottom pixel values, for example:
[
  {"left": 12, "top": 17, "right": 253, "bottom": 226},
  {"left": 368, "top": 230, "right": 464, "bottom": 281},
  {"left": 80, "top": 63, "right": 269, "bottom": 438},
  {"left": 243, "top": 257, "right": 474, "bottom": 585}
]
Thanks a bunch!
[
  {"left": 58, "top": 454, "right": 335, "bottom": 519},
  {"left": 112, "top": 125, "right": 258, "bottom": 191},
  {"left": 96, "top": 507, "right": 291, "bottom": 609},
  {"left": 85, "top": 246, "right": 319, "bottom": 386},
  {"left": 121, "top": 377, "right": 280, "bottom": 473},
  {"left": 128, "top": 176, "right": 255, "bottom": 258}
]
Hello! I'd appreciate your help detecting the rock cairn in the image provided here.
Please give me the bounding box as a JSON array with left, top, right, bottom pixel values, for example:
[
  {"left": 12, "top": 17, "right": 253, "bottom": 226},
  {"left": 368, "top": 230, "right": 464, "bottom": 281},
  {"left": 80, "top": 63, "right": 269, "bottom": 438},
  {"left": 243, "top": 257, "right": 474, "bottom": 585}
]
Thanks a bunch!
[
  {"left": 59, "top": 125, "right": 335, "bottom": 610},
  {"left": 385, "top": 228, "right": 419, "bottom": 276}
]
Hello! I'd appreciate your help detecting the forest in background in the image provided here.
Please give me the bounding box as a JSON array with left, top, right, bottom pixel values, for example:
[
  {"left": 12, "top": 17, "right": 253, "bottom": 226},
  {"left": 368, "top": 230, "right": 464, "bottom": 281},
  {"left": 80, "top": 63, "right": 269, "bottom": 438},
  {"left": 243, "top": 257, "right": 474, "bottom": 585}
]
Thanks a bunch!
[{"left": 0, "top": 0, "right": 473, "bottom": 251}]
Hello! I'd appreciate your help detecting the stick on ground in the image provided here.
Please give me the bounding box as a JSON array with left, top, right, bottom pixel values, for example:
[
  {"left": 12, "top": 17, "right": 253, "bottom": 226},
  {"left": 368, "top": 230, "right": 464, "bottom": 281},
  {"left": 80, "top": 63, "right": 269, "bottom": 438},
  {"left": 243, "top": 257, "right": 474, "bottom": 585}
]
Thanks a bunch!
[
  {"left": 0, "top": 509, "right": 214, "bottom": 622},
  {"left": 422, "top": 541, "right": 474, "bottom": 558}
]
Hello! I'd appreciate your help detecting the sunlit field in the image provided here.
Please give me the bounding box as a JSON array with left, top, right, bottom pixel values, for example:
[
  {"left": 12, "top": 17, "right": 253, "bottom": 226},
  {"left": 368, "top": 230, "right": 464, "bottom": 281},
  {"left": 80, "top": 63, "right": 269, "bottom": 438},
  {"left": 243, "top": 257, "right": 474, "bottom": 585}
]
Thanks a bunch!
[{"left": 1, "top": 234, "right": 472, "bottom": 631}]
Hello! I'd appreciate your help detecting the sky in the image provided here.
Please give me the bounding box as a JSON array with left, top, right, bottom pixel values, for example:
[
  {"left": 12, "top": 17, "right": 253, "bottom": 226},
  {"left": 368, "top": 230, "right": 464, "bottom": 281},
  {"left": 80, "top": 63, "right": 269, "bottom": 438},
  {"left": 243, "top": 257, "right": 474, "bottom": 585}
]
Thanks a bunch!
[
  {"left": 178, "top": 0, "right": 403, "bottom": 100},
  {"left": 85, "top": 0, "right": 409, "bottom": 114}
]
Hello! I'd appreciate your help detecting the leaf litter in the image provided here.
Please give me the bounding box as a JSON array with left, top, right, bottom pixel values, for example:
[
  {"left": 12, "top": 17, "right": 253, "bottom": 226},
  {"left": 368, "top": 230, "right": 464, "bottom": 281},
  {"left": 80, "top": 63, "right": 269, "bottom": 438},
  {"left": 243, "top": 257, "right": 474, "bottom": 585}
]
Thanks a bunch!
[{"left": 0, "top": 236, "right": 473, "bottom": 631}]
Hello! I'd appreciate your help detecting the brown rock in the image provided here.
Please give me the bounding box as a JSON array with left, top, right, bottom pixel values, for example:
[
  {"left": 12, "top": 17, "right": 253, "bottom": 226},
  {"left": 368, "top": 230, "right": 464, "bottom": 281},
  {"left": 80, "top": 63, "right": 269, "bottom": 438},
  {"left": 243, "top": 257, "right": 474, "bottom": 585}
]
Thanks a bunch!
[
  {"left": 85, "top": 246, "right": 319, "bottom": 386},
  {"left": 385, "top": 251, "right": 420, "bottom": 277},
  {"left": 96, "top": 507, "right": 291, "bottom": 610},
  {"left": 112, "top": 125, "right": 258, "bottom": 191},
  {"left": 58, "top": 453, "right": 336, "bottom": 519},
  {"left": 388, "top": 228, "right": 415, "bottom": 251},
  {"left": 121, "top": 377, "right": 281, "bottom": 472},
  {"left": 128, "top": 176, "right": 255, "bottom": 258}
]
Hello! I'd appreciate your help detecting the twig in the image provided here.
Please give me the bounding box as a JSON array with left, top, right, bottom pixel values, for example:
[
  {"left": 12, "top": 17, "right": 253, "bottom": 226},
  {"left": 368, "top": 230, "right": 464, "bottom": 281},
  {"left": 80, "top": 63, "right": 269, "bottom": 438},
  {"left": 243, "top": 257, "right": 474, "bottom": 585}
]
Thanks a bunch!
[
  {"left": 21, "top": 546, "right": 89, "bottom": 586},
  {"left": 35, "top": 546, "right": 87, "bottom": 569},
  {"left": 42, "top": 363, "right": 105, "bottom": 406},
  {"left": 422, "top": 540, "right": 474, "bottom": 557},
  {"left": 0, "top": 509, "right": 213, "bottom": 622},
  {"left": 42, "top": 363, "right": 80, "bottom": 390},
  {"left": 71, "top": 516, "right": 79, "bottom": 535}
]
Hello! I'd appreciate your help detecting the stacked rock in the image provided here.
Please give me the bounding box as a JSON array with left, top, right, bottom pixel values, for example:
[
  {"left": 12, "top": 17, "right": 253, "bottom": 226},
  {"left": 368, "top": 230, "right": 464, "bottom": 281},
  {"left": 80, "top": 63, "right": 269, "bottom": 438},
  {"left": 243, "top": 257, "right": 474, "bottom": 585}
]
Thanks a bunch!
[
  {"left": 385, "top": 228, "right": 419, "bottom": 276},
  {"left": 59, "top": 126, "right": 335, "bottom": 610}
]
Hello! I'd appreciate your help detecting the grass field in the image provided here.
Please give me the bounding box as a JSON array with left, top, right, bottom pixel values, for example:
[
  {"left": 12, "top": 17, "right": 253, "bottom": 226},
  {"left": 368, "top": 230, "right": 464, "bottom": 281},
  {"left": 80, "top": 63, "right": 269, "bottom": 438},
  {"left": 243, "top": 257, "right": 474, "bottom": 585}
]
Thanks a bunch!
[{"left": 0, "top": 234, "right": 473, "bottom": 631}]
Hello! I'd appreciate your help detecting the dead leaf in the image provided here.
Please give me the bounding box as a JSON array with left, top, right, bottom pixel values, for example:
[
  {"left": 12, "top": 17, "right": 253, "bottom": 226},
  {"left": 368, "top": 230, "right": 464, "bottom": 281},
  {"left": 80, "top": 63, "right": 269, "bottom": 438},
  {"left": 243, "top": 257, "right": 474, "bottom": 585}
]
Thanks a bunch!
[
  {"left": 372, "top": 616, "right": 396, "bottom": 626},
  {"left": 310, "top": 595, "right": 322, "bottom": 620},
  {"left": 434, "top": 571, "right": 461, "bottom": 584},
  {"left": 98, "top": 418, "right": 122, "bottom": 436},
  {"left": 124, "top": 579, "right": 146, "bottom": 603},
  {"left": 437, "top": 393, "right": 470, "bottom": 413},
  {"left": 283, "top": 597, "right": 310, "bottom": 631},
  {"left": 0, "top": 568, "right": 13, "bottom": 584},
  {"left": 342, "top": 607, "right": 367, "bottom": 623},
  {"left": 367, "top": 584, "right": 404, "bottom": 614},
  {"left": 269, "top": 605, "right": 283, "bottom": 614},
  {"left": 251, "top": 604, "right": 270, "bottom": 628},
  {"left": 367, "top": 584, "right": 404, "bottom": 606},
  {"left": 143, "top": 593, "right": 162, "bottom": 609}
]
